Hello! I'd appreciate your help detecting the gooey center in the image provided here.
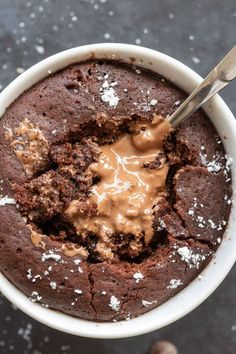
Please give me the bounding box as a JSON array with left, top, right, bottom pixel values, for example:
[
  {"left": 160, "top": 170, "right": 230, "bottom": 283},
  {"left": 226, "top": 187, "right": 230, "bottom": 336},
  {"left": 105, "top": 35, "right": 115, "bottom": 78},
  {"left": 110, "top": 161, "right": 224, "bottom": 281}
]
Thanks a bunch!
[{"left": 66, "top": 115, "right": 171, "bottom": 245}]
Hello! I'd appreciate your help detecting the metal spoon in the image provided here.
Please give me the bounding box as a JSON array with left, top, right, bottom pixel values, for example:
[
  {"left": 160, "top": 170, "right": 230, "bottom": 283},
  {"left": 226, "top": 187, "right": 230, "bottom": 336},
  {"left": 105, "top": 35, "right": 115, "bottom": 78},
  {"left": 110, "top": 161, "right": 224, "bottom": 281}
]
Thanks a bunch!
[{"left": 168, "top": 45, "right": 236, "bottom": 127}]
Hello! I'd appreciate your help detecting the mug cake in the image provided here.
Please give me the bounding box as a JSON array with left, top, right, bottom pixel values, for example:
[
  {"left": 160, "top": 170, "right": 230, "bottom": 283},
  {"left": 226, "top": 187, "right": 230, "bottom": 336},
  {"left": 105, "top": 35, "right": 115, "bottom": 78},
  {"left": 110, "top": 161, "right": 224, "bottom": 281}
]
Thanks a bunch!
[{"left": 0, "top": 60, "right": 232, "bottom": 321}]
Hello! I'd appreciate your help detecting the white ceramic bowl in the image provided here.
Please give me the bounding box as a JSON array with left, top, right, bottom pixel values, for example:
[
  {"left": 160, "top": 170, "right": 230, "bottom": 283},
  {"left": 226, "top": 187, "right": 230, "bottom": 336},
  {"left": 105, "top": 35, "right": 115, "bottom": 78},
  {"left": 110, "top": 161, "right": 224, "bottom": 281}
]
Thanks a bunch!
[{"left": 0, "top": 43, "right": 236, "bottom": 339}]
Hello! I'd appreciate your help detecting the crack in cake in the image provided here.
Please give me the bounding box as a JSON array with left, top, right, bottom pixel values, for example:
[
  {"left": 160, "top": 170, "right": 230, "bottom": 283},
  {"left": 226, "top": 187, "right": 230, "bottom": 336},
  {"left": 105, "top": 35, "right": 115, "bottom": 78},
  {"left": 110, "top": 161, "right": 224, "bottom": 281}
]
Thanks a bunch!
[{"left": 0, "top": 60, "right": 232, "bottom": 321}]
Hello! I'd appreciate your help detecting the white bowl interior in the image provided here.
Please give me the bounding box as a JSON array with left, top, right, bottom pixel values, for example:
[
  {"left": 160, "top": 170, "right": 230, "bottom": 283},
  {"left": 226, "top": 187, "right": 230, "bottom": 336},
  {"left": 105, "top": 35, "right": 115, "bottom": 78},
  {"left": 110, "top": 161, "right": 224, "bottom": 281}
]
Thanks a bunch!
[{"left": 0, "top": 43, "right": 236, "bottom": 339}]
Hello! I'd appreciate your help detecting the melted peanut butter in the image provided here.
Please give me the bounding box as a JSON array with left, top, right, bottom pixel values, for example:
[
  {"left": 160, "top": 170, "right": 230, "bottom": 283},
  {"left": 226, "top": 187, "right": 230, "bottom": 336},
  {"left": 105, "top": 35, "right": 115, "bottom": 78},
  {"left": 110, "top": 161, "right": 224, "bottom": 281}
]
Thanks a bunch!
[
  {"left": 30, "top": 227, "right": 46, "bottom": 250},
  {"left": 59, "top": 244, "right": 89, "bottom": 258},
  {"left": 5, "top": 118, "right": 49, "bottom": 177},
  {"left": 29, "top": 226, "right": 89, "bottom": 258},
  {"left": 28, "top": 225, "right": 88, "bottom": 259},
  {"left": 66, "top": 115, "right": 172, "bottom": 246}
]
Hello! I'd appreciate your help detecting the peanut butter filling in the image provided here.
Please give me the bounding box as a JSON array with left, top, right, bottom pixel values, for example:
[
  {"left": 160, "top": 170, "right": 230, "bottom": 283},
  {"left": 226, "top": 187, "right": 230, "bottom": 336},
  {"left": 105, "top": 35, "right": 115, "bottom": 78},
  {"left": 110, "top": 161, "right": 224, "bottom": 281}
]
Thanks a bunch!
[
  {"left": 66, "top": 115, "right": 172, "bottom": 248},
  {"left": 5, "top": 118, "right": 49, "bottom": 177},
  {"left": 30, "top": 227, "right": 46, "bottom": 250}
]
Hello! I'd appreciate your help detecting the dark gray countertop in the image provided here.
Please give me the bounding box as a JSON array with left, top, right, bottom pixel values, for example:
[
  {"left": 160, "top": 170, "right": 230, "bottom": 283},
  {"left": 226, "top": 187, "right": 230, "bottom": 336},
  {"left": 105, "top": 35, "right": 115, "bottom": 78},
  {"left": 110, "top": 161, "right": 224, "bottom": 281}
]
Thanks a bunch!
[{"left": 0, "top": 0, "right": 236, "bottom": 353}]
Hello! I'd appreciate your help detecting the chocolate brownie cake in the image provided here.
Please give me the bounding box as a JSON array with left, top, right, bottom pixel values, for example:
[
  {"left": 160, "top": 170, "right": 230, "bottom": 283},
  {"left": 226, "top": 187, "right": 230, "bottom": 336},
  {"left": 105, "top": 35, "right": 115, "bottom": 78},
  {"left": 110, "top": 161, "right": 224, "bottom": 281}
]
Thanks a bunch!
[{"left": 0, "top": 60, "right": 232, "bottom": 321}]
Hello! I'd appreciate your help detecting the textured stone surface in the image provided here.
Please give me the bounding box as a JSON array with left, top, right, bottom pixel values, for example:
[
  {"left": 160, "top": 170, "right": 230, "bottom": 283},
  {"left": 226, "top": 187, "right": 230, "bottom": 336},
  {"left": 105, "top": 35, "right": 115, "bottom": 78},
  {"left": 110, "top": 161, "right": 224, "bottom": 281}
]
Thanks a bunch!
[{"left": 0, "top": 0, "right": 236, "bottom": 353}]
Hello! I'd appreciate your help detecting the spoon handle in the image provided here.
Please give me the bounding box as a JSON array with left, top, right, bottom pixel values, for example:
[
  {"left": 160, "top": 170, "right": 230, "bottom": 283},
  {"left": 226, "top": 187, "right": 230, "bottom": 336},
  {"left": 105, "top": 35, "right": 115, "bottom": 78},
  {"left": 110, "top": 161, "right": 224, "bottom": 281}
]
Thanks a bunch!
[{"left": 168, "top": 46, "right": 236, "bottom": 127}]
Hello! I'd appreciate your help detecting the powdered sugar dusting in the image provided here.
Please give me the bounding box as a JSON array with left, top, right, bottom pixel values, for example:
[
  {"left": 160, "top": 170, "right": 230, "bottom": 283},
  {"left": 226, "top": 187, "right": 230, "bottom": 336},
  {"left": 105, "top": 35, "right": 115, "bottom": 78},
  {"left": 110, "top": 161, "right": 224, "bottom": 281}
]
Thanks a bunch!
[
  {"left": 175, "top": 246, "right": 206, "bottom": 269},
  {"left": 149, "top": 99, "right": 157, "bottom": 106},
  {"left": 50, "top": 281, "right": 57, "bottom": 290},
  {"left": 0, "top": 196, "right": 16, "bottom": 206},
  {"left": 26, "top": 269, "right": 42, "bottom": 283},
  {"left": 41, "top": 250, "right": 61, "bottom": 262},
  {"left": 142, "top": 299, "right": 157, "bottom": 307},
  {"left": 167, "top": 279, "right": 183, "bottom": 289},
  {"left": 100, "top": 77, "right": 119, "bottom": 107},
  {"left": 29, "top": 291, "right": 42, "bottom": 303},
  {"left": 226, "top": 156, "right": 233, "bottom": 171},
  {"left": 200, "top": 150, "right": 233, "bottom": 179},
  {"left": 74, "top": 259, "right": 81, "bottom": 265},
  {"left": 78, "top": 266, "right": 83, "bottom": 273},
  {"left": 133, "top": 271, "right": 144, "bottom": 283},
  {"left": 187, "top": 197, "right": 228, "bottom": 231},
  {"left": 206, "top": 160, "right": 222, "bottom": 173},
  {"left": 200, "top": 150, "right": 222, "bottom": 172},
  {"left": 109, "top": 295, "right": 120, "bottom": 311}
]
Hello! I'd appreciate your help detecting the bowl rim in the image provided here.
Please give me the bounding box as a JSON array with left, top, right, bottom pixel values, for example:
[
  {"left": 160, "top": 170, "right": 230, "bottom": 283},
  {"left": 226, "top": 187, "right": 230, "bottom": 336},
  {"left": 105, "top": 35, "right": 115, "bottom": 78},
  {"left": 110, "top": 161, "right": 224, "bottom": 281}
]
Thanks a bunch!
[{"left": 0, "top": 43, "right": 236, "bottom": 339}]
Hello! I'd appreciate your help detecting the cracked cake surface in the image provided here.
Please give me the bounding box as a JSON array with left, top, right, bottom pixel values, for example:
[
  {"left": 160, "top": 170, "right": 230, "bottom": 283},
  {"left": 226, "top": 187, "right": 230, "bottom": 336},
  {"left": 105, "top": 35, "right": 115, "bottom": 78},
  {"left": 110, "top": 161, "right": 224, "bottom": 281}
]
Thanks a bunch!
[{"left": 0, "top": 60, "right": 232, "bottom": 321}]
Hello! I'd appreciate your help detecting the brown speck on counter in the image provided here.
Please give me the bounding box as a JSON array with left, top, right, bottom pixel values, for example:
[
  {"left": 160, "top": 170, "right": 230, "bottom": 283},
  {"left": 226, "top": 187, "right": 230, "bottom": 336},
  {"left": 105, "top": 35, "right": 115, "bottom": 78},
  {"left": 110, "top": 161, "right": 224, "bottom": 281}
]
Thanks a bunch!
[{"left": 149, "top": 341, "right": 178, "bottom": 354}]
